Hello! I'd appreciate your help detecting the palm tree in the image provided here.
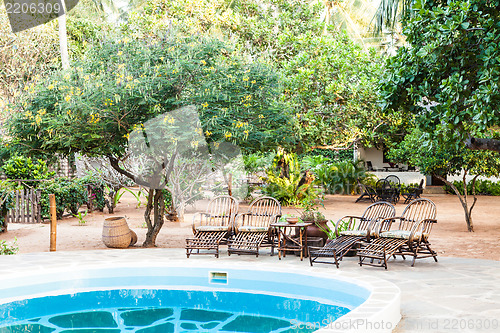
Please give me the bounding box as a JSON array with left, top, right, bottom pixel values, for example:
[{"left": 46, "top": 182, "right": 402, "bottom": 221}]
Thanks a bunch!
[
  {"left": 311, "top": 0, "right": 403, "bottom": 51},
  {"left": 371, "top": 0, "right": 413, "bottom": 34}
]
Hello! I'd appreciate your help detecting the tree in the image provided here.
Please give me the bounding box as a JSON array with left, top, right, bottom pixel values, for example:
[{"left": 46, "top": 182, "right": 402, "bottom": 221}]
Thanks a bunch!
[
  {"left": 7, "top": 36, "right": 290, "bottom": 246},
  {"left": 389, "top": 128, "right": 500, "bottom": 231},
  {"left": 380, "top": 0, "right": 500, "bottom": 153}
]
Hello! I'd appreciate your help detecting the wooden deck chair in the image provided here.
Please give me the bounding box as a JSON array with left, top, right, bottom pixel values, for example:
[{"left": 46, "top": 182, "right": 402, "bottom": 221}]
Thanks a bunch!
[
  {"left": 308, "top": 201, "right": 395, "bottom": 268},
  {"left": 357, "top": 198, "right": 437, "bottom": 269},
  {"left": 228, "top": 196, "right": 281, "bottom": 257},
  {"left": 355, "top": 180, "right": 377, "bottom": 203},
  {"left": 186, "top": 195, "right": 239, "bottom": 258}
]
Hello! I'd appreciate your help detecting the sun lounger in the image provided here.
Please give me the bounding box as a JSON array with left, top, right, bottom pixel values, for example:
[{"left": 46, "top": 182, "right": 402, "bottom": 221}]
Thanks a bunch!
[
  {"left": 228, "top": 196, "right": 281, "bottom": 257},
  {"left": 308, "top": 201, "right": 395, "bottom": 268},
  {"left": 357, "top": 198, "right": 437, "bottom": 269}
]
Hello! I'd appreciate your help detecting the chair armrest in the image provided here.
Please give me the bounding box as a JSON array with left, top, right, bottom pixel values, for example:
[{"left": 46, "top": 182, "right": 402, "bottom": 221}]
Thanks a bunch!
[
  {"left": 192, "top": 212, "right": 210, "bottom": 233},
  {"left": 409, "top": 218, "right": 437, "bottom": 242},
  {"left": 366, "top": 216, "right": 387, "bottom": 239}
]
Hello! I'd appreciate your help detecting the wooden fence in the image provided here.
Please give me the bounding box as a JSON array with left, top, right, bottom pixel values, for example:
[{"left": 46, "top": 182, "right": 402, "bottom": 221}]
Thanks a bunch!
[{"left": 7, "top": 188, "right": 42, "bottom": 224}]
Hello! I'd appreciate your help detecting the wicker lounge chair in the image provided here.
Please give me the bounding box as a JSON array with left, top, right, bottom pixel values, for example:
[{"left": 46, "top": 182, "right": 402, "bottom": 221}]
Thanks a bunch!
[
  {"left": 228, "top": 196, "right": 281, "bottom": 257},
  {"left": 186, "top": 195, "right": 239, "bottom": 258},
  {"left": 308, "top": 201, "right": 395, "bottom": 268},
  {"left": 357, "top": 198, "right": 437, "bottom": 269}
]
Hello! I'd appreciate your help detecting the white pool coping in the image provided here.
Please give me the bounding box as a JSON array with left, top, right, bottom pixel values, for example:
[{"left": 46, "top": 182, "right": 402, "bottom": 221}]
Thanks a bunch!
[{"left": 0, "top": 250, "right": 400, "bottom": 332}]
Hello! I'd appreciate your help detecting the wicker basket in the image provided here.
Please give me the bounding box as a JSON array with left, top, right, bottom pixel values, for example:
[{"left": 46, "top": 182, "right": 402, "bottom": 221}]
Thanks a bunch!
[
  {"left": 102, "top": 217, "right": 132, "bottom": 249},
  {"left": 130, "top": 229, "right": 138, "bottom": 246}
]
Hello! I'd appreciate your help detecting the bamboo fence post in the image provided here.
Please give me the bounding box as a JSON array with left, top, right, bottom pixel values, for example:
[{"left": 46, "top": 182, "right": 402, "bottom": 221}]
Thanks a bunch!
[{"left": 49, "top": 194, "right": 57, "bottom": 252}]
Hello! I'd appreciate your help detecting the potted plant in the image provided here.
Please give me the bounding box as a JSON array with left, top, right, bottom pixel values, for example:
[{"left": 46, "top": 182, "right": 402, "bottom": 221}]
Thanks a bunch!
[{"left": 298, "top": 197, "right": 328, "bottom": 243}]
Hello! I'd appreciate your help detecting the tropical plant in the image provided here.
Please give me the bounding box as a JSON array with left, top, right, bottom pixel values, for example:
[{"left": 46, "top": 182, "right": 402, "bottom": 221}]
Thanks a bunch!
[
  {"left": 0, "top": 238, "right": 18, "bottom": 255},
  {"left": 316, "top": 219, "right": 349, "bottom": 239},
  {"left": 73, "top": 209, "right": 88, "bottom": 225},
  {"left": 261, "top": 150, "right": 320, "bottom": 205}
]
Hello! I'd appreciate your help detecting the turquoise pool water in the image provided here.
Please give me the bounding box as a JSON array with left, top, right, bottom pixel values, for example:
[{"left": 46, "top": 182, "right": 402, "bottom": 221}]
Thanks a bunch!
[
  {"left": 0, "top": 289, "right": 350, "bottom": 332},
  {"left": 0, "top": 266, "right": 371, "bottom": 333}
]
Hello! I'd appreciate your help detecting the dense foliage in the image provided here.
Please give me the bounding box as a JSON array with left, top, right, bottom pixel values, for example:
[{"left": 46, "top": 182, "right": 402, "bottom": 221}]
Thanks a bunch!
[
  {"left": 1, "top": 154, "right": 54, "bottom": 185},
  {"left": 8, "top": 36, "right": 290, "bottom": 157},
  {"left": 444, "top": 179, "right": 500, "bottom": 196},
  {"left": 380, "top": 0, "right": 500, "bottom": 150},
  {"left": 127, "top": 0, "right": 385, "bottom": 150}
]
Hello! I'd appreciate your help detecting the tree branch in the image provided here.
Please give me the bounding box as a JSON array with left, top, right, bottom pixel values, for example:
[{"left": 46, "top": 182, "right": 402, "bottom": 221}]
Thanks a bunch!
[{"left": 465, "top": 137, "right": 500, "bottom": 153}]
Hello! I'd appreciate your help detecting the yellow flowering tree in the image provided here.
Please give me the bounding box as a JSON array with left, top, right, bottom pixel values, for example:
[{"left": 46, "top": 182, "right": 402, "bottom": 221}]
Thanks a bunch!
[{"left": 8, "top": 36, "right": 290, "bottom": 246}]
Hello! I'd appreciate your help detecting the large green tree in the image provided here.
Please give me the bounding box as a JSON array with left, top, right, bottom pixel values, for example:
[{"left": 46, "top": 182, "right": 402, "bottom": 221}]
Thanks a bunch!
[
  {"left": 129, "top": 0, "right": 386, "bottom": 151},
  {"left": 380, "top": 0, "right": 500, "bottom": 152},
  {"left": 8, "top": 36, "right": 291, "bottom": 246}
]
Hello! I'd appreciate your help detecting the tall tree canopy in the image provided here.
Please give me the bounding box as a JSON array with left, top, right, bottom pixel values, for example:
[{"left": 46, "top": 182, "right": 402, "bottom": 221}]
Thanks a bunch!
[{"left": 380, "top": 0, "right": 500, "bottom": 151}]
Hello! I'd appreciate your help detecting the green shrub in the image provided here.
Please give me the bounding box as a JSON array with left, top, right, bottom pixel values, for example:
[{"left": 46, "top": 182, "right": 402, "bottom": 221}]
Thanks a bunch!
[
  {"left": 77, "top": 173, "right": 106, "bottom": 211},
  {"left": 243, "top": 152, "right": 274, "bottom": 174},
  {"left": 39, "top": 178, "right": 89, "bottom": 219},
  {"left": 1, "top": 154, "right": 54, "bottom": 186},
  {"left": 0, "top": 238, "right": 18, "bottom": 255},
  {"left": 311, "top": 160, "right": 371, "bottom": 195},
  {"left": 443, "top": 180, "right": 500, "bottom": 196}
]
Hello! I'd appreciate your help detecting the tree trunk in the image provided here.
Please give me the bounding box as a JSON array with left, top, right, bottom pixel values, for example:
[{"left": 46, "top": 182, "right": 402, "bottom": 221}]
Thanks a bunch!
[
  {"left": 435, "top": 174, "right": 475, "bottom": 232},
  {"left": 143, "top": 188, "right": 165, "bottom": 247}
]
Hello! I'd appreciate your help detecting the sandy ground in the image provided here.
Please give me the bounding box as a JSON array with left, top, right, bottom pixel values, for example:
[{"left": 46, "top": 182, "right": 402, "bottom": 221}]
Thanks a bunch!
[{"left": 1, "top": 191, "right": 500, "bottom": 260}]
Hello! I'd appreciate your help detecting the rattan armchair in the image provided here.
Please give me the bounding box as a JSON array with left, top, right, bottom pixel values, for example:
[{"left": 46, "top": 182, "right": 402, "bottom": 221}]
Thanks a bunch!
[
  {"left": 228, "top": 196, "right": 281, "bottom": 257},
  {"left": 186, "top": 195, "right": 239, "bottom": 258},
  {"left": 357, "top": 198, "right": 437, "bottom": 269}
]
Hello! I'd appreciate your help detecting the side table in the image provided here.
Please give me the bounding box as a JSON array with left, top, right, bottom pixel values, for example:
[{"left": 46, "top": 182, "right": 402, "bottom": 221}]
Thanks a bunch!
[{"left": 270, "top": 222, "right": 312, "bottom": 261}]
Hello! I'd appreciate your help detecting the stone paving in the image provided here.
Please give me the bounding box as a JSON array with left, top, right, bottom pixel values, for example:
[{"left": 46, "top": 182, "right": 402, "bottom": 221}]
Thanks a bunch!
[{"left": 0, "top": 249, "right": 499, "bottom": 333}]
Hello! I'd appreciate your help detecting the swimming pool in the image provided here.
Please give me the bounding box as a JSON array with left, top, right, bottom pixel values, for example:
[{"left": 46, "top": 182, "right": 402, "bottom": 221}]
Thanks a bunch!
[{"left": 0, "top": 250, "right": 401, "bottom": 332}]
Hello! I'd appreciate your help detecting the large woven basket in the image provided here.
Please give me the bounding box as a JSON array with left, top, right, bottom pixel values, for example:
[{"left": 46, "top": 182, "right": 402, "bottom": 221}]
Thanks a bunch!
[
  {"left": 102, "top": 217, "right": 132, "bottom": 249},
  {"left": 130, "top": 229, "right": 138, "bottom": 246}
]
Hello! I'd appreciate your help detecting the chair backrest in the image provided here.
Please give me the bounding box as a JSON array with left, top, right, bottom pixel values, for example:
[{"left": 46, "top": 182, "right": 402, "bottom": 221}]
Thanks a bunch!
[
  {"left": 376, "top": 178, "right": 391, "bottom": 190},
  {"left": 357, "top": 201, "right": 396, "bottom": 230},
  {"left": 366, "top": 161, "right": 374, "bottom": 171},
  {"left": 244, "top": 196, "right": 282, "bottom": 228},
  {"left": 398, "top": 198, "right": 436, "bottom": 231},
  {"left": 385, "top": 175, "right": 400, "bottom": 187},
  {"left": 204, "top": 195, "right": 239, "bottom": 226}
]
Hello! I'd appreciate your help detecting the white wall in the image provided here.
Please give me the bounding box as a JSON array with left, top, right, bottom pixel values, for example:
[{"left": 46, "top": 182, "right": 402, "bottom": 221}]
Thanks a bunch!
[
  {"left": 357, "top": 147, "right": 409, "bottom": 171},
  {"left": 369, "top": 171, "right": 426, "bottom": 187}
]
